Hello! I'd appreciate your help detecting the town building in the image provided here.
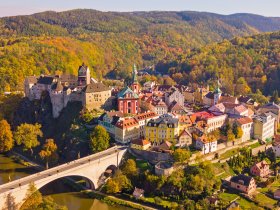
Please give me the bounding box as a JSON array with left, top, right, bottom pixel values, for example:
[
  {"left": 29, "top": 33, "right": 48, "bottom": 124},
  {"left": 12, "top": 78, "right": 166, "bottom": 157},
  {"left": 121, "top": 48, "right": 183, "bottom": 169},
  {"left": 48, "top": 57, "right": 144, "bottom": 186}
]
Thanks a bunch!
[
  {"left": 272, "top": 135, "right": 280, "bottom": 157},
  {"left": 235, "top": 117, "right": 253, "bottom": 142},
  {"left": 98, "top": 111, "right": 124, "bottom": 137},
  {"left": 115, "top": 118, "right": 140, "bottom": 144},
  {"left": 151, "top": 100, "right": 168, "bottom": 115},
  {"left": 130, "top": 139, "right": 151, "bottom": 150},
  {"left": 230, "top": 174, "right": 256, "bottom": 194},
  {"left": 134, "top": 112, "right": 158, "bottom": 137},
  {"left": 250, "top": 160, "right": 270, "bottom": 178},
  {"left": 145, "top": 114, "right": 179, "bottom": 145},
  {"left": 164, "top": 87, "right": 184, "bottom": 107},
  {"left": 178, "top": 129, "right": 192, "bottom": 147},
  {"left": 253, "top": 113, "right": 276, "bottom": 141},
  {"left": 195, "top": 135, "right": 217, "bottom": 154}
]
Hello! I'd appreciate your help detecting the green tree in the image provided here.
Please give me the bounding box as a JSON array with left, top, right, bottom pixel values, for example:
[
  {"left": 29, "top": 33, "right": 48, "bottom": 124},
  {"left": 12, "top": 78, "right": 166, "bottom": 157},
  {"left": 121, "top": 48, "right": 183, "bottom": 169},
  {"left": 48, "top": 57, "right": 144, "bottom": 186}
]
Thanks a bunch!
[
  {"left": 0, "top": 119, "right": 14, "bottom": 153},
  {"left": 89, "top": 125, "right": 110, "bottom": 153},
  {"left": 232, "top": 123, "right": 243, "bottom": 139},
  {"left": 39, "top": 139, "right": 58, "bottom": 169},
  {"left": 122, "top": 159, "right": 138, "bottom": 177},
  {"left": 40, "top": 196, "right": 67, "bottom": 210},
  {"left": 14, "top": 123, "right": 43, "bottom": 155},
  {"left": 105, "top": 170, "right": 132, "bottom": 194},
  {"left": 235, "top": 77, "right": 251, "bottom": 96},
  {"left": 20, "top": 183, "right": 43, "bottom": 210},
  {"left": 271, "top": 90, "right": 279, "bottom": 104},
  {"left": 173, "top": 148, "right": 191, "bottom": 163},
  {"left": 2, "top": 193, "right": 18, "bottom": 210}
]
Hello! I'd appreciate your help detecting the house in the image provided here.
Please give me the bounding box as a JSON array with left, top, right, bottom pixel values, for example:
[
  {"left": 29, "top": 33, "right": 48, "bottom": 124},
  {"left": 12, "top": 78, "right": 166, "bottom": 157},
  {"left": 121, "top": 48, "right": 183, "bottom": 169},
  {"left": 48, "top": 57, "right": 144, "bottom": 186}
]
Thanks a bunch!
[
  {"left": 164, "top": 87, "right": 184, "bottom": 107},
  {"left": 203, "top": 92, "right": 215, "bottom": 106},
  {"left": 133, "top": 187, "right": 144, "bottom": 199},
  {"left": 131, "top": 139, "right": 151, "bottom": 150},
  {"left": 134, "top": 111, "right": 158, "bottom": 137},
  {"left": 115, "top": 118, "right": 139, "bottom": 144},
  {"left": 168, "top": 101, "right": 186, "bottom": 115},
  {"left": 195, "top": 135, "right": 217, "bottom": 154},
  {"left": 156, "top": 141, "right": 173, "bottom": 152},
  {"left": 272, "top": 135, "right": 280, "bottom": 157},
  {"left": 192, "top": 111, "right": 227, "bottom": 133},
  {"left": 238, "top": 96, "right": 258, "bottom": 110},
  {"left": 235, "top": 117, "right": 253, "bottom": 142},
  {"left": 178, "top": 129, "right": 192, "bottom": 147},
  {"left": 178, "top": 115, "right": 193, "bottom": 132},
  {"left": 145, "top": 114, "right": 179, "bottom": 145},
  {"left": 82, "top": 82, "right": 112, "bottom": 111},
  {"left": 273, "top": 189, "right": 280, "bottom": 200},
  {"left": 253, "top": 113, "right": 276, "bottom": 141},
  {"left": 258, "top": 102, "right": 280, "bottom": 124},
  {"left": 250, "top": 160, "right": 270, "bottom": 178},
  {"left": 230, "top": 174, "right": 256, "bottom": 194},
  {"left": 98, "top": 111, "right": 124, "bottom": 136},
  {"left": 151, "top": 100, "right": 168, "bottom": 115},
  {"left": 143, "top": 81, "right": 156, "bottom": 91}
]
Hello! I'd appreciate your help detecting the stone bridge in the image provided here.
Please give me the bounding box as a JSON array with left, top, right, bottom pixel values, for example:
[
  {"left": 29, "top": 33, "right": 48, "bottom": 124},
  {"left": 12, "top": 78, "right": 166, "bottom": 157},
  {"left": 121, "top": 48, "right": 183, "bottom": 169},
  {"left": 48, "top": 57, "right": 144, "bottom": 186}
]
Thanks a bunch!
[{"left": 0, "top": 146, "right": 127, "bottom": 209}]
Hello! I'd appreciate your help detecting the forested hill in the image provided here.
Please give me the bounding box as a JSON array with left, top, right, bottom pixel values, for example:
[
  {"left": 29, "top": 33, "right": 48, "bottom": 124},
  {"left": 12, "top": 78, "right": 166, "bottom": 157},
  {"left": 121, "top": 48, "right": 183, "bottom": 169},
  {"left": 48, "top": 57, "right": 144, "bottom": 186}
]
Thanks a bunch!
[
  {"left": 0, "top": 9, "right": 280, "bottom": 92},
  {"left": 158, "top": 31, "right": 280, "bottom": 96}
]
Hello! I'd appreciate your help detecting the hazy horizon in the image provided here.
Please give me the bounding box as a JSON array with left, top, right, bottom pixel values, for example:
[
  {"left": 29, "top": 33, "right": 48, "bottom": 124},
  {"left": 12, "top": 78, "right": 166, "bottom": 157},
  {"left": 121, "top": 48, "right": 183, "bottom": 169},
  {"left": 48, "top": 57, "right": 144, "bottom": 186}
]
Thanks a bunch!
[{"left": 0, "top": 0, "right": 280, "bottom": 18}]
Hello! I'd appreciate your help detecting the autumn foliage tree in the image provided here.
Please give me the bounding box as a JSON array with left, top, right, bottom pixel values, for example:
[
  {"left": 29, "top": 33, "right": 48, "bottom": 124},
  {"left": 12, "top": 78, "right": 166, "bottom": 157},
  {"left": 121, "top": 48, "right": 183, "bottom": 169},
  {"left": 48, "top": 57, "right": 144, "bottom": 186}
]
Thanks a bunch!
[
  {"left": 173, "top": 148, "right": 191, "bottom": 163},
  {"left": 39, "top": 139, "right": 58, "bottom": 169},
  {"left": 2, "top": 193, "right": 18, "bottom": 210},
  {"left": 0, "top": 119, "right": 14, "bottom": 153},
  {"left": 14, "top": 123, "right": 43, "bottom": 155},
  {"left": 20, "top": 183, "right": 43, "bottom": 210},
  {"left": 122, "top": 159, "right": 138, "bottom": 177},
  {"left": 89, "top": 125, "right": 110, "bottom": 153}
]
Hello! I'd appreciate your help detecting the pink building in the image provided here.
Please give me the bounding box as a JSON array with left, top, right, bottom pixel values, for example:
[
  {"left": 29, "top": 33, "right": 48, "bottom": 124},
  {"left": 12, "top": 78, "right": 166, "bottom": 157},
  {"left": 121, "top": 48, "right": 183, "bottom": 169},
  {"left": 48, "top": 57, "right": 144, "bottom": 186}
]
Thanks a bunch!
[
  {"left": 230, "top": 174, "right": 256, "bottom": 194},
  {"left": 250, "top": 160, "right": 270, "bottom": 178}
]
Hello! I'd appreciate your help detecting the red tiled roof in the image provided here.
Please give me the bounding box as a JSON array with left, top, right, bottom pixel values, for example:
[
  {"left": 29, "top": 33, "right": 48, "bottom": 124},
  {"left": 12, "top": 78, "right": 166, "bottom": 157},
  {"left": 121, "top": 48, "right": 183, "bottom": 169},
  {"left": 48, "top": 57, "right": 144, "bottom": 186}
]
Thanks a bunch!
[
  {"left": 236, "top": 117, "right": 253, "bottom": 125},
  {"left": 191, "top": 111, "right": 215, "bottom": 120},
  {"left": 135, "top": 112, "right": 157, "bottom": 121},
  {"left": 115, "top": 118, "right": 139, "bottom": 129},
  {"left": 131, "top": 139, "right": 151, "bottom": 146}
]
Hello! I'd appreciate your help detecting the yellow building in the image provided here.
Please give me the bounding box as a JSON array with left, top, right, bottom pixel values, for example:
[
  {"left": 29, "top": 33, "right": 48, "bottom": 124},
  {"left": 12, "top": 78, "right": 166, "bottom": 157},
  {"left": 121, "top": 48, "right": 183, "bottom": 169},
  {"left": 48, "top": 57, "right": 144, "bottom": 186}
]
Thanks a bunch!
[
  {"left": 131, "top": 139, "right": 151, "bottom": 150},
  {"left": 145, "top": 114, "right": 179, "bottom": 145}
]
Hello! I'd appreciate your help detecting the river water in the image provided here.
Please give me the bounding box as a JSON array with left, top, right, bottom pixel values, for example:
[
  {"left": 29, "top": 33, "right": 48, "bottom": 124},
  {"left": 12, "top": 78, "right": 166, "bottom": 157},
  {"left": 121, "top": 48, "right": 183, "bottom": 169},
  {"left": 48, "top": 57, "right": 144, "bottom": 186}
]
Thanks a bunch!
[{"left": 0, "top": 154, "right": 132, "bottom": 210}]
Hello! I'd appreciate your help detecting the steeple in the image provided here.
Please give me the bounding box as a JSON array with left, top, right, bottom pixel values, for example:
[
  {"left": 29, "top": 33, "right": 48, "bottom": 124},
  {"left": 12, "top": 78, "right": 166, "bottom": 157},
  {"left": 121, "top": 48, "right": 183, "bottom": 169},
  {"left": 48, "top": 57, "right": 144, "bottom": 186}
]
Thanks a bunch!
[
  {"left": 131, "top": 64, "right": 139, "bottom": 94},
  {"left": 132, "top": 64, "right": 138, "bottom": 83}
]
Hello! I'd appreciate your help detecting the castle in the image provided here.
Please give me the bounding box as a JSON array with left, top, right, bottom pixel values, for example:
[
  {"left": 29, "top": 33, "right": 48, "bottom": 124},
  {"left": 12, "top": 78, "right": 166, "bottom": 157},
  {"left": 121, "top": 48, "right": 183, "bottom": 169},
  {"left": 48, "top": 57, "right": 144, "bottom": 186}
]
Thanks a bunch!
[{"left": 24, "top": 64, "right": 112, "bottom": 118}]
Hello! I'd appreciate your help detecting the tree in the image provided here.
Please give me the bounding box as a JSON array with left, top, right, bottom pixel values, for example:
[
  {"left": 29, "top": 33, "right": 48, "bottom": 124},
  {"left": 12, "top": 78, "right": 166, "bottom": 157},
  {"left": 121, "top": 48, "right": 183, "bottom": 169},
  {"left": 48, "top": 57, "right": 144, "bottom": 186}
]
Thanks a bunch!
[
  {"left": 0, "top": 119, "right": 14, "bottom": 153},
  {"left": 89, "top": 125, "right": 110, "bottom": 153},
  {"left": 173, "top": 148, "right": 191, "bottom": 163},
  {"left": 271, "top": 90, "right": 279, "bottom": 104},
  {"left": 232, "top": 123, "right": 243, "bottom": 139},
  {"left": 21, "top": 183, "right": 43, "bottom": 210},
  {"left": 105, "top": 170, "right": 131, "bottom": 193},
  {"left": 14, "top": 123, "right": 43, "bottom": 155},
  {"left": 227, "top": 129, "right": 235, "bottom": 141},
  {"left": 40, "top": 196, "right": 67, "bottom": 210},
  {"left": 2, "top": 193, "right": 18, "bottom": 210},
  {"left": 235, "top": 77, "right": 251, "bottom": 96},
  {"left": 39, "top": 139, "right": 58, "bottom": 169},
  {"left": 122, "top": 159, "right": 138, "bottom": 177}
]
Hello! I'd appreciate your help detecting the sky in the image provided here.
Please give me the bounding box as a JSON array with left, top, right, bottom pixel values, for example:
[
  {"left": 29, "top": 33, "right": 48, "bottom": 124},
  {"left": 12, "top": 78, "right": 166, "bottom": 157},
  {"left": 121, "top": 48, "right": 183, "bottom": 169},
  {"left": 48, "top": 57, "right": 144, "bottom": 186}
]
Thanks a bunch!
[{"left": 0, "top": 0, "right": 280, "bottom": 17}]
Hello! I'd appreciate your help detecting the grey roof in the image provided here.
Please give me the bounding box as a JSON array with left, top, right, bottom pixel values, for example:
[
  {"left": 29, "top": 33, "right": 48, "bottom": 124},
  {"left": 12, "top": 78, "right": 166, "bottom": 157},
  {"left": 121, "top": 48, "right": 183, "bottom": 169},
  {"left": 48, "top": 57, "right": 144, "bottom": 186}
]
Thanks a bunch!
[
  {"left": 78, "top": 64, "right": 88, "bottom": 76},
  {"left": 261, "top": 102, "right": 280, "bottom": 110},
  {"left": 60, "top": 74, "right": 78, "bottom": 82},
  {"left": 37, "top": 76, "right": 55, "bottom": 85},
  {"left": 230, "top": 174, "right": 253, "bottom": 187},
  {"left": 147, "top": 114, "right": 178, "bottom": 128},
  {"left": 205, "top": 92, "right": 214, "bottom": 99},
  {"left": 83, "top": 83, "right": 111, "bottom": 93}
]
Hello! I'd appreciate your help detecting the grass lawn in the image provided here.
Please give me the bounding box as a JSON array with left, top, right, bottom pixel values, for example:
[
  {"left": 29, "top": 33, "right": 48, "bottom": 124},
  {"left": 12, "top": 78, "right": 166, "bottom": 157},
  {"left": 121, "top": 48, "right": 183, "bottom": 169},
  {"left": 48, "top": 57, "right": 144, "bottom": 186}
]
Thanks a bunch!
[
  {"left": 218, "top": 192, "right": 239, "bottom": 203},
  {"left": 219, "top": 192, "right": 259, "bottom": 209},
  {"left": 136, "top": 160, "right": 151, "bottom": 171},
  {"left": 248, "top": 142, "right": 261, "bottom": 149},
  {"left": 213, "top": 162, "right": 235, "bottom": 178},
  {"left": 142, "top": 197, "right": 178, "bottom": 208},
  {"left": 220, "top": 148, "right": 240, "bottom": 160},
  {"left": 253, "top": 192, "right": 277, "bottom": 209}
]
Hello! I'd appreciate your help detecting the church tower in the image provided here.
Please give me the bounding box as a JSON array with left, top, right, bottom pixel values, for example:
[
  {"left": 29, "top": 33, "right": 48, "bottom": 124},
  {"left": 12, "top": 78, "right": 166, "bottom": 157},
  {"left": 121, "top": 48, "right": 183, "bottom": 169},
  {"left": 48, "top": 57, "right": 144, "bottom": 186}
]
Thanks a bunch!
[
  {"left": 78, "top": 63, "right": 91, "bottom": 86},
  {"left": 213, "top": 79, "right": 222, "bottom": 105},
  {"left": 131, "top": 64, "right": 140, "bottom": 94}
]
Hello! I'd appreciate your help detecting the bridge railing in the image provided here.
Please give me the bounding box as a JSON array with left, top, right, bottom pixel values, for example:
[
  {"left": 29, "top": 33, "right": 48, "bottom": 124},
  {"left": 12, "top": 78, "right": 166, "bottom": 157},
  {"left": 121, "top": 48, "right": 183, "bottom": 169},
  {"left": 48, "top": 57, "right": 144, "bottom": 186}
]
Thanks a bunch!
[{"left": 0, "top": 146, "right": 121, "bottom": 191}]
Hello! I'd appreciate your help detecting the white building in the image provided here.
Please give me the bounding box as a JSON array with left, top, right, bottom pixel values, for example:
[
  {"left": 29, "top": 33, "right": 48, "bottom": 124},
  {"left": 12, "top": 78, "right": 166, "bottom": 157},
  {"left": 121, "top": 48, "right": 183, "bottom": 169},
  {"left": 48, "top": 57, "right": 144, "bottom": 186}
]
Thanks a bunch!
[
  {"left": 235, "top": 117, "right": 253, "bottom": 142},
  {"left": 195, "top": 135, "right": 217, "bottom": 154},
  {"left": 253, "top": 113, "right": 276, "bottom": 141},
  {"left": 272, "top": 135, "right": 280, "bottom": 157}
]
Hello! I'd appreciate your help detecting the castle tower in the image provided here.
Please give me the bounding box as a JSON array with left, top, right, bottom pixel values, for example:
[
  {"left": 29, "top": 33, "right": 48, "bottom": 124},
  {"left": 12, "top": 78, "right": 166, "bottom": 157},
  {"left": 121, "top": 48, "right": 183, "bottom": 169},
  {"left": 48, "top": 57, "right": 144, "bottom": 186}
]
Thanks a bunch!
[
  {"left": 213, "top": 79, "right": 222, "bottom": 105},
  {"left": 131, "top": 64, "right": 140, "bottom": 94},
  {"left": 78, "top": 63, "right": 91, "bottom": 86}
]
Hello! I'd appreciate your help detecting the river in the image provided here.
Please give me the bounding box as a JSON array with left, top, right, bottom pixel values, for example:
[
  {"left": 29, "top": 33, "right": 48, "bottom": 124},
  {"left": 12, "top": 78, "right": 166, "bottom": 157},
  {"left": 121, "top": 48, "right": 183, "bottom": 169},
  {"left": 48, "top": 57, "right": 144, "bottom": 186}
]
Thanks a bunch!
[{"left": 0, "top": 154, "right": 132, "bottom": 210}]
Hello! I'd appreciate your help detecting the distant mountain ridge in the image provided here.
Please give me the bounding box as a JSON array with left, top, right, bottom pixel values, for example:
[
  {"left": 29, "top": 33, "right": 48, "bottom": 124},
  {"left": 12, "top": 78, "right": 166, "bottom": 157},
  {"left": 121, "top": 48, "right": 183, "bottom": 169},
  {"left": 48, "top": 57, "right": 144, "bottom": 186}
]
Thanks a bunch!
[{"left": 0, "top": 9, "right": 280, "bottom": 93}]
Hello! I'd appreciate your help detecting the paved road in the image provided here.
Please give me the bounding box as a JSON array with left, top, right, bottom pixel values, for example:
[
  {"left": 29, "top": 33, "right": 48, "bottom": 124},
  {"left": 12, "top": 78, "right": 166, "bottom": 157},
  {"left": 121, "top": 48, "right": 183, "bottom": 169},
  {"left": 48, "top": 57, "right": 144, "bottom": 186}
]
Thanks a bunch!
[{"left": 0, "top": 146, "right": 122, "bottom": 194}]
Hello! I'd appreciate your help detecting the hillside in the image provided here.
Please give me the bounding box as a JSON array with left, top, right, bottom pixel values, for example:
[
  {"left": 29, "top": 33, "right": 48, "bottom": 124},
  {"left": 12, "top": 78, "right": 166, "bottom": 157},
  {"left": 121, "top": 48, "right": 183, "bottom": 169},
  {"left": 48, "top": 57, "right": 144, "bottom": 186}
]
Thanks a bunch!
[
  {"left": 160, "top": 31, "right": 280, "bottom": 96},
  {"left": 0, "top": 9, "right": 280, "bottom": 92}
]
